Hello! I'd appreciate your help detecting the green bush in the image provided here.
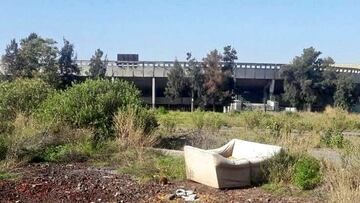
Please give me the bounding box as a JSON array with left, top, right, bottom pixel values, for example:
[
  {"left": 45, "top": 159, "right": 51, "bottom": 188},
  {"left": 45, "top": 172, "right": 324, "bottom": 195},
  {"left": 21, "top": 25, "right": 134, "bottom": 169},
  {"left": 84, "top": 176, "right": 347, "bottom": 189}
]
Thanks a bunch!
[
  {"left": 204, "top": 112, "right": 225, "bottom": 131},
  {"left": 37, "top": 141, "right": 93, "bottom": 163},
  {"left": 114, "top": 105, "right": 158, "bottom": 147},
  {"left": 0, "top": 79, "right": 53, "bottom": 133},
  {"left": 36, "top": 79, "right": 141, "bottom": 140},
  {"left": 261, "top": 115, "right": 283, "bottom": 137},
  {"left": 191, "top": 109, "right": 205, "bottom": 131},
  {"left": 156, "top": 106, "right": 168, "bottom": 115},
  {"left": 261, "top": 150, "right": 298, "bottom": 184},
  {"left": 321, "top": 128, "right": 345, "bottom": 148},
  {"left": 293, "top": 155, "right": 322, "bottom": 190}
]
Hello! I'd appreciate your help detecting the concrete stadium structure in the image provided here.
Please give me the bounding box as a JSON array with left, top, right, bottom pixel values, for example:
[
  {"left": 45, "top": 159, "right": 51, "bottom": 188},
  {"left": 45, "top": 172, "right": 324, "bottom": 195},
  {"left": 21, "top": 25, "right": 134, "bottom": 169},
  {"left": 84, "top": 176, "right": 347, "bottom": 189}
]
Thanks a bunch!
[
  {"left": 2, "top": 60, "right": 360, "bottom": 109},
  {"left": 78, "top": 60, "right": 360, "bottom": 109}
]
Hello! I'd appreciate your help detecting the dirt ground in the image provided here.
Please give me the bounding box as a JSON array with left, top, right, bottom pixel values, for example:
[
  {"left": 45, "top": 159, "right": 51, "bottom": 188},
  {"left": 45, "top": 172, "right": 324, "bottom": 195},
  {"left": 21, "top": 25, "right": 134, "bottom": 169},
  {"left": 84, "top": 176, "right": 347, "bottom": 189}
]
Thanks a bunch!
[{"left": 0, "top": 163, "right": 316, "bottom": 203}]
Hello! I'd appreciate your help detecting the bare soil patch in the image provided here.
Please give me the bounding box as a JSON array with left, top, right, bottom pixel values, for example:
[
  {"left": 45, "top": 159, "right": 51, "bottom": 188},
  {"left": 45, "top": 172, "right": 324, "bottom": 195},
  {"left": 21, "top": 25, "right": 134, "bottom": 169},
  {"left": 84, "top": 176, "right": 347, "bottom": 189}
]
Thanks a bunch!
[{"left": 0, "top": 163, "right": 316, "bottom": 203}]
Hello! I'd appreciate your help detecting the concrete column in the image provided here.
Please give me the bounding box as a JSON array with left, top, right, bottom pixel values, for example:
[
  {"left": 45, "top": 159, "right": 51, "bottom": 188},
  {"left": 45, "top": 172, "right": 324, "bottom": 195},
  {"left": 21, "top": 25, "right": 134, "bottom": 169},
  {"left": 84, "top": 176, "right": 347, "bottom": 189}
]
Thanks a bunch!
[
  {"left": 111, "top": 66, "right": 115, "bottom": 82},
  {"left": 269, "top": 79, "right": 275, "bottom": 101},
  {"left": 152, "top": 77, "right": 156, "bottom": 108}
]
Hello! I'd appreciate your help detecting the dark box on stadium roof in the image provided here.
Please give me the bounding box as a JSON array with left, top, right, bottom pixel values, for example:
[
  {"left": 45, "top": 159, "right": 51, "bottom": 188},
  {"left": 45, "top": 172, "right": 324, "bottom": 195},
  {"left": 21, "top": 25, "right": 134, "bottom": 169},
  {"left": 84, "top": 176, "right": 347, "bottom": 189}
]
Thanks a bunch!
[{"left": 117, "top": 54, "right": 139, "bottom": 61}]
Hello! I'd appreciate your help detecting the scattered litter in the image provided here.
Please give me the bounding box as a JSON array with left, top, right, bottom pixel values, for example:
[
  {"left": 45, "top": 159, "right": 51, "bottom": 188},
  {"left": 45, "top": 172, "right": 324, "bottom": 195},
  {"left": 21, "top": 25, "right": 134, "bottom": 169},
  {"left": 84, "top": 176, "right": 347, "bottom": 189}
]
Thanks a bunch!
[{"left": 169, "top": 188, "right": 198, "bottom": 201}]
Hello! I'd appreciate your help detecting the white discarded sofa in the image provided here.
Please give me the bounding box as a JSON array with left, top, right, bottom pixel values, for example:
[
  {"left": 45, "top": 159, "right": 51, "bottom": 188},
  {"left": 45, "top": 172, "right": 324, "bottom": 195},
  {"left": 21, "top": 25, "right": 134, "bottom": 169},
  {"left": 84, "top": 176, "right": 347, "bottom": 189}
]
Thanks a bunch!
[{"left": 184, "top": 139, "right": 282, "bottom": 188}]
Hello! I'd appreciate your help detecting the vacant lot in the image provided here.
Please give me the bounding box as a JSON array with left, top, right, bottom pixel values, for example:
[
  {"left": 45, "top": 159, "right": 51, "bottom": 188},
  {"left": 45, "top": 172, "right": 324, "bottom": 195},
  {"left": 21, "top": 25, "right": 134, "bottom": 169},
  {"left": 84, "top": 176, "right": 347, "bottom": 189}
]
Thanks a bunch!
[{"left": 1, "top": 79, "right": 359, "bottom": 202}]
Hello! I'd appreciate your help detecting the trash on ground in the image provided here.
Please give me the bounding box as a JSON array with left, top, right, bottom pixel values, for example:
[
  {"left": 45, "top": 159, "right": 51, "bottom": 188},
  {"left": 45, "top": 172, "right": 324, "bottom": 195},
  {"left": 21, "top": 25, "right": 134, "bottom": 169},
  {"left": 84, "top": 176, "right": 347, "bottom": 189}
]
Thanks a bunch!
[{"left": 169, "top": 188, "right": 198, "bottom": 201}]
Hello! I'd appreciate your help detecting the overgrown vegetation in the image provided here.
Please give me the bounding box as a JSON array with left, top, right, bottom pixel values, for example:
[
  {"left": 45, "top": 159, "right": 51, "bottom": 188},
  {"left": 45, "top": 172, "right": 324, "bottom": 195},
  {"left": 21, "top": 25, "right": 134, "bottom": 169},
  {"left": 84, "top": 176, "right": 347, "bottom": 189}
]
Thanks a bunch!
[
  {"left": 118, "top": 150, "right": 185, "bottom": 183},
  {"left": 0, "top": 79, "right": 53, "bottom": 133},
  {"left": 114, "top": 105, "right": 158, "bottom": 148},
  {"left": 293, "top": 155, "right": 322, "bottom": 190},
  {"left": 155, "top": 108, "right": 360, "bottom": 202},
  {"left": 0, "top": 82, "right": 359, "bottom": 202},
  {"left": 36, "top": 79, "right": 141, "bottom": 141}
]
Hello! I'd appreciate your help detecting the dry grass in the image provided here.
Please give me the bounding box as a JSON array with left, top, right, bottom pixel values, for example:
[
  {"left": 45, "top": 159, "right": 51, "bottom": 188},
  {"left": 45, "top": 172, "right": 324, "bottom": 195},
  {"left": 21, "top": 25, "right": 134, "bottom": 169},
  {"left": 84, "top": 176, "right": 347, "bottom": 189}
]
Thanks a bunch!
[
  {"left": 155, "top": 107, "right": 360, "bottom": 201},
  {"left": 114, "top": 106, "right": 158, "bottom": 148},
  {"left": 323, "top": 145, "right": 360, "bottom": 202}
]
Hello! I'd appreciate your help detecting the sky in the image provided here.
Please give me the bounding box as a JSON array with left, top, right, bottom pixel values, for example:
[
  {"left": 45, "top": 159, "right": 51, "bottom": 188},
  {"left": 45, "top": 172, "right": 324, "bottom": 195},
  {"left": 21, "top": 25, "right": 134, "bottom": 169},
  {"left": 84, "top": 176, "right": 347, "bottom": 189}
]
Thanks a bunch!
[{"left": 0, "top": 0, "right": 359, "bottom": 63}]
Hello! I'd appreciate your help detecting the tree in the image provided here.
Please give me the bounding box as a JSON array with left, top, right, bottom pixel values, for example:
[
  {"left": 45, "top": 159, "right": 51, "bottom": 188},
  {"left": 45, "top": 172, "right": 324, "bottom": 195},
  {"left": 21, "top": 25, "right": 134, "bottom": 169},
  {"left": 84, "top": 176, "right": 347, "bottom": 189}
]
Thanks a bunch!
[
  {"left": 19, "top": 33, "right": 58, "bottom": 79},
  {"left": 165, "top": 60, "right": 186, "bottom": 103},
  {"left": 333, "top": 74, "right": 356, "bottom": 110},
  {"left": 58, "top": 39, "right": 79, "bottom": 88},
  {"left": 222, "top": 45, "right": 238, "bottom": 105},
  {"left": 203, "top": 49, "right": 231, "bottom": 110},
  {"left": 89, "top": 49, "right": 107, "bottom": 78},
  {"left": 186, "top": 53, "right": 205, "bottom": 110},
  {"left": 1, "top": 39, "right": 21, "bottom": 78},
  {"left": 222, "top": 45, "right": 238, "bottom": 73},
  {"left": 281, "top": 47, "right": 332, "bottom": 111}
]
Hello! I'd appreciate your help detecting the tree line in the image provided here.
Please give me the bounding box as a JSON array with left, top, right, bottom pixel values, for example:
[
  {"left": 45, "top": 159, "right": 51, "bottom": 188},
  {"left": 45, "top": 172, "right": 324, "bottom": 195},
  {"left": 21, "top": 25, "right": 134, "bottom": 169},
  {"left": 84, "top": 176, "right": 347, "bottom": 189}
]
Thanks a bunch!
[
  {"left": 281, "top": 47, "right": 359, "bottom": 111},
  {"left": 165, "top": 46, "right": 360, "bottom": 111},
  {"left": 1, "top": 33, "right": 108, "bottom": 89},
  {"left": 165, "top": 46, "right": 237, "bottom": 111},
  {"left": 1, "top": 33, "right": 359, "bottom": 111}
]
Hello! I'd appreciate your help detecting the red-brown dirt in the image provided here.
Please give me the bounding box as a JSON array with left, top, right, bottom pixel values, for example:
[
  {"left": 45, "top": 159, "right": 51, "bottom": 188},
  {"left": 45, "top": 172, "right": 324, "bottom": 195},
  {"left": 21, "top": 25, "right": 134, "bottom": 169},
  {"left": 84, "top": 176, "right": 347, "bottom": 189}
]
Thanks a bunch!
[{"left": 0, "top": 163, "right": 316, "bottom": 203}]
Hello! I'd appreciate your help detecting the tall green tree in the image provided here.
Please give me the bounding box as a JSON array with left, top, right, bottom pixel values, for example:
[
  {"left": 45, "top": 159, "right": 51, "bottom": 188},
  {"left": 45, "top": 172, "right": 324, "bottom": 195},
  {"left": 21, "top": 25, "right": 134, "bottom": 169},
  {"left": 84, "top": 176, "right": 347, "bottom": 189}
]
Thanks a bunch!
[
  {"left": 333, "top": 74, "right": 356, "bottom": 110},
  {"left": 186, "top": 52, "right": 205, "bottom": 110},
  {"left": 222, "top": 45, "right": 238, "bottom": 104},
  {"left": 165, "top": 60, "right": 186, "bottom": 102},
  {"left": 1, "top": 39, "right": 22, "bottom": 78},
  {"left": 203, "top": 49, "right": 231, "bottom": 110},
  {"left": 58, "top": 39, "right": 79, "bottom": 88},
  {"left": 222, "top": 45, "right": 238, "bottom": 73},
  {"left": 19, "top": 33, "right": 58, "bottom": 78},
  {"left": 281, "top": 47, "right": 332, "bottom": 111},
  {"left": 89, "top": 49, "right": 107, "bottom": 78}
]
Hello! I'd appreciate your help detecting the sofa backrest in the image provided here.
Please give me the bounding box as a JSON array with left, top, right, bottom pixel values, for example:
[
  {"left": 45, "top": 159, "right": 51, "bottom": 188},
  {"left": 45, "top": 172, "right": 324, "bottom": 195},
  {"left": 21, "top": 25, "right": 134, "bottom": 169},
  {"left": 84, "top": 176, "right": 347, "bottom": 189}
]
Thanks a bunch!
[{"left": 231, "top": 139, "right": 281, "bottom": 160}]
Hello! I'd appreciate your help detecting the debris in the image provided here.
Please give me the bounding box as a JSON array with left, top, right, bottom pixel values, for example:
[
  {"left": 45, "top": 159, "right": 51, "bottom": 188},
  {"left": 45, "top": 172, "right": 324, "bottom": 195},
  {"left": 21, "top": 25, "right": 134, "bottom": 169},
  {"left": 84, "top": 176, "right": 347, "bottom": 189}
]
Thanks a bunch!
[{"left": 170, "top": 188, "right": 198, "bottom": 201}]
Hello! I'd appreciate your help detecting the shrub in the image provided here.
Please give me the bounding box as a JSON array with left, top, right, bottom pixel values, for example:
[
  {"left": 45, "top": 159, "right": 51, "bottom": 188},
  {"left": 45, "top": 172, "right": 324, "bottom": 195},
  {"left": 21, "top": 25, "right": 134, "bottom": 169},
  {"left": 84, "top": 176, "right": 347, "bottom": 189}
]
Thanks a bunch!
[
  {"left": 321, "top": 128, "right": 346, "bottom": 148},
  {"left": 114, "top": 105, "right": 158, "bottom": 147},
  {"left": 293, "top": 155, "right": 322, "bottom": 190},
  {"left": 204, "top": 112, "right": 225, "bottom": 131},
  {"left": 36, "top": 79, "right": 141, "bottom": 140},
  {"left": 261, "top": 115, "right": 283, "bottom": 137},
  {"left": 261, "top": 150, "right": 298, "bottom": 184},
  {"left": 156, "top": 106, "right": 168, "bottom": 115},
  {"left": 3, "top": 114, "right": 94, "bottom": 162},
  {"left": 191, "top": 109, "right": 205, "bottom": 131},
  {"left": 242, "top": 110, "right": 267, "bottom": 129},
  {"left": 4, "top": 114, "right": 43, "bottom": 160},
  {"left": 37, "top": 140, "right": 93, "bottom": 163},
  {"left": 0, "top": 79, "right": 53, "bottom": 133}
]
